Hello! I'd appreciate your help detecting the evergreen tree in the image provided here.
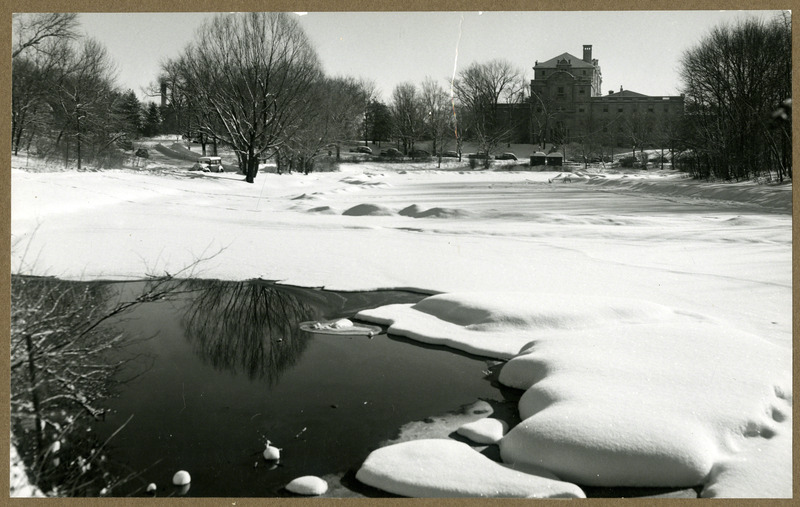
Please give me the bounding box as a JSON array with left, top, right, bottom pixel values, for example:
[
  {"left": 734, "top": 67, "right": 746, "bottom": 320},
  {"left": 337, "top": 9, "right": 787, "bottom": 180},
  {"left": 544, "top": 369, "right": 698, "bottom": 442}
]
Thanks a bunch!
[{"left": 142, "top": 102, "right": 162, "bottom": 137}]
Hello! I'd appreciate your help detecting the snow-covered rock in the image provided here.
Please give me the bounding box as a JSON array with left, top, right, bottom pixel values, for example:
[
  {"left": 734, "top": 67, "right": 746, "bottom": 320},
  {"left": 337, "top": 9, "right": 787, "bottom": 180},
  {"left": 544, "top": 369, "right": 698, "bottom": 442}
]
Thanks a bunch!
[
  {"left": 457, "top": 418, "right": 508, "bottom": 445},
  {"left": 172, "top": 470, "right": 191, "bottom": 486},
  {"left": 356, "top": 439, "right": 585, "bottom": 498},
  {"left": 286, "top": 475, "right": 328, "bottom": 496}
]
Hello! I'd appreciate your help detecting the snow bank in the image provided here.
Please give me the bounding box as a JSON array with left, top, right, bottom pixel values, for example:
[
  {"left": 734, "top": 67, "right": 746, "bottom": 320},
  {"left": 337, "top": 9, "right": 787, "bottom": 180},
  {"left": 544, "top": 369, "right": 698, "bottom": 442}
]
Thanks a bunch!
[
  {"left": 356, "top": 439, "right": 585, "bottom": 498},
  {"left": 357, "top": 292, "right": 695, "bottom": 359},
  {"left": 357, "top": 292, "right": 791, "bottom": 497}
]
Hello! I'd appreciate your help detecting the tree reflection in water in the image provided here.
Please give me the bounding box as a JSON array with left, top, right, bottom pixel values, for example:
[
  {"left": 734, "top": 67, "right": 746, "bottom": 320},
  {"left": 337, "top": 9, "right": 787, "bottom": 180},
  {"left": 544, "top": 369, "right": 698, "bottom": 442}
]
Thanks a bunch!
[{"left": 181, "top": 280, "right": 320, "bottom": 384}]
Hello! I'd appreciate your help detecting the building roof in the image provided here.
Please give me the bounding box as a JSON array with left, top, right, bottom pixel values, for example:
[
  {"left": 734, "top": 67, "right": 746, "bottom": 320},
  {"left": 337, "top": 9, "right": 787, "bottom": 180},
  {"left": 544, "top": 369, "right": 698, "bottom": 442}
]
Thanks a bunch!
[
  {"left": 596, "top": 89, "right": 650, "bottom": 99},
  {"left": 534, "top": 52, "right": 596, "bottom": 69}
]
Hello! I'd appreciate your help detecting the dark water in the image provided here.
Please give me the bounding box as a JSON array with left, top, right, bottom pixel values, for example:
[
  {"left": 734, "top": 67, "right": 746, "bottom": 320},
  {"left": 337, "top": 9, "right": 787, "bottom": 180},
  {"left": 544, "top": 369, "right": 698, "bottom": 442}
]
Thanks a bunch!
[{"left": 91, "top": 279, "right": 511, "bottom": 497}]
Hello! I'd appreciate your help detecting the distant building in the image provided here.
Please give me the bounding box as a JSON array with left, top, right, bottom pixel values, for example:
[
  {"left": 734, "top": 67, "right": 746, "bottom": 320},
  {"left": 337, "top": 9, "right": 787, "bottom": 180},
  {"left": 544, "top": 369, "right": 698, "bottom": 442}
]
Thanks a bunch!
[{"left": 499, "top": 45, "right": 684, "bottom": 149}]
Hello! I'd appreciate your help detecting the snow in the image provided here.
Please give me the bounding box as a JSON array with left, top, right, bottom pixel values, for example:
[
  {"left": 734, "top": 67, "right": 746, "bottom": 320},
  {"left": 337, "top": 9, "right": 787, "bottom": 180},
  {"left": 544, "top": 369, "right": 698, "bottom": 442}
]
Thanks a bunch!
[
  {"left": 356, "top": 439, "right": 586, "bottom": 498},
  {"left": 9, "top": 156, "right": 792, "bottom": 497},
  {"left": 285, "top": 476, "right": 328, "bottom": 496},
  {"left": 456, "top": 418, "right": 508, "bottom": 445}
]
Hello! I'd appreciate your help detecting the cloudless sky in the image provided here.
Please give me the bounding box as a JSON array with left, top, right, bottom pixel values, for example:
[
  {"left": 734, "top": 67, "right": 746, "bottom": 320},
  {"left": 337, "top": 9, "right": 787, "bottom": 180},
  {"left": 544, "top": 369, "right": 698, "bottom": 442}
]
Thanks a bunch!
[{"left": 75, "top": 10, "right": 781, "bottom": 103}]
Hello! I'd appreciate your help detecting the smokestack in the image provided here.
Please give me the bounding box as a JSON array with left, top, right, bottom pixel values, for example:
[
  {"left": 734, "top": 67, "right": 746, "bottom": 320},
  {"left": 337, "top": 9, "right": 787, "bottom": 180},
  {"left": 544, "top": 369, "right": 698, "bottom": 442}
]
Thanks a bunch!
[
  {"left": 583, "top": 45, "right": 592, "bottom": 63},
  {"left": 160, "top": 80, "right": 167, "bottom": 107}
]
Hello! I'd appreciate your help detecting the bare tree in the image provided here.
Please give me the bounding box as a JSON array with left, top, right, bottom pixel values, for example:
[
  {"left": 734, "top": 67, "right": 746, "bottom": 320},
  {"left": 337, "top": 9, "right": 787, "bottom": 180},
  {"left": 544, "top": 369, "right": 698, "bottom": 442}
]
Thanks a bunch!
[
  {"left": 167, "top": 12, "right": 323, "bottom": 183},
  {"left": 453, "top": 59, "right": 525, "bottom": 158},
  {"left": 12, "top": 15, "right": 77, "bottom": 156},
  {"left": 390, "top": 82, "right": 425, "bottom": 155},
  {"left": 680, "top": 14, "right": 791, "bottom": 181},
  {"left": 49, "top": 38, "right": 120, "bottom": 169},
  {"left": 12, "top": 13, "right": 78, "bottom": 59},
  {"left": 420, "top": 77, "right": 452, "bottom": 166}
]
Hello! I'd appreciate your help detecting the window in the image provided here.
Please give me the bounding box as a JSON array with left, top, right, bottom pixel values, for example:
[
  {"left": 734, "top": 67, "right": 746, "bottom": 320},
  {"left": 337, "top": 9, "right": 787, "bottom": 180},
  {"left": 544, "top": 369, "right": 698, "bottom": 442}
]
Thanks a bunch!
[
  {"left": 618, "top": 107, "right": 623, "bottom": 113},
  {"left": 541, "top": 70, "right": 546, "bottom": 76},
  {"left": 536, "top": 107, "right": 542, "bottom": 112},
  {"left": 603, "top": 105, "right": 609, "bottom": 112},
  {"left": 664, "top": 106, "right": 669, "bottom": 113},
  {"left": 579, "top": 89, "right": 585, "bottom": 94},
  {"left": 579, "top": 107, "right": 585, "bottom": 112},
  {"left": 557, "top": 86, "right": 564, "bottom": 95},
  {"left": 648, "top": 106, "right": 654, "bottom": 113}
]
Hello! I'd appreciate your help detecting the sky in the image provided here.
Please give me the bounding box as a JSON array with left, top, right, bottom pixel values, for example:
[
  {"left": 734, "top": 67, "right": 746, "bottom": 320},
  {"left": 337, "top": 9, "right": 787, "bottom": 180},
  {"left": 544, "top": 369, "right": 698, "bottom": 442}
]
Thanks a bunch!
[{"left": 73, "top": 10, "right": 781, "bottom": 103}]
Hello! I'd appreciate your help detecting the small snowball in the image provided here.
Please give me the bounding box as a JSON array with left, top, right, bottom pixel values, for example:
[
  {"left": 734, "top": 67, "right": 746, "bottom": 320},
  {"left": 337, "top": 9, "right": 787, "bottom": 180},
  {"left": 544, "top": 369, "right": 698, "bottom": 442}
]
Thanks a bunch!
[
  {"left": 286, "top": 475, "right": 328, "bottom": 496},
  {"left": 263, "top": 443, "right": 280, "bottom": 460},
  {"left": 146, "top": 483, "right": 157, "bottom": 493},
  {"left": 172, "top": 470, "right": 191, "bottom": 486},
  {"left": 330, "top": 318, "right": 353, "bottom": 329}
]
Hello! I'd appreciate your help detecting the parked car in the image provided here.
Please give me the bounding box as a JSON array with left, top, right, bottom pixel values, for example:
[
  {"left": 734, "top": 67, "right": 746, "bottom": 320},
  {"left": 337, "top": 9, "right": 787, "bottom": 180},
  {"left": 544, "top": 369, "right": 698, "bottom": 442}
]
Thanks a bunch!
[
  {"left": 467, "top": 152, "right": 493, "bottom": 160},
  {"left": 380, "top": 148, "right": 402, "bottom": 157},
  {"left": 442, "top": 150, "right": 459, "bottom": 158},
  {"left": 495, "top": 152, "right": 518, "bottom": 160},
  {"left": 191, "top": 156, "right": 224, "bottom": 173},
  {"left": 409, "top": 149, "right": 430, "bottom": 158},
  {"left": 349, "top": 146, "right": 373, "bottom": 154}
]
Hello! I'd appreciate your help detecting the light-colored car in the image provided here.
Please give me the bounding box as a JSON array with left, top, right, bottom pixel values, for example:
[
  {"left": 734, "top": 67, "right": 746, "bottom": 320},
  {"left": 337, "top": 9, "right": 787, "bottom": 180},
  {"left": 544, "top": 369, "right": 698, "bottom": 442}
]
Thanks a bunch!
[{"left": 191, "top": 156, "right": 224, "bottom": 173}]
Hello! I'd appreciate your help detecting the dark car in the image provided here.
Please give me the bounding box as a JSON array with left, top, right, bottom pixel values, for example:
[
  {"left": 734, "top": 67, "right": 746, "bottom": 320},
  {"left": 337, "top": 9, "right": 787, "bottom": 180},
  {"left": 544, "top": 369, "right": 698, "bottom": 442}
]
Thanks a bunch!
[
  {"left": 467, "top": 152, "right": 493, "bottom": 160},
  {"left": 380, "top": 148, "right": 402, "bottom": 157},
  {"left": 409, "top": 149, "right": 430, "bottom": 158},
  {"left": 442, "top": 151, "right": 459, "bottom": 158},
  {"left": 495, "top": 152, "right": 518, "bottom": 161},
  {"left": 349, "top": 146, "right": 373, "bottom": 154}
]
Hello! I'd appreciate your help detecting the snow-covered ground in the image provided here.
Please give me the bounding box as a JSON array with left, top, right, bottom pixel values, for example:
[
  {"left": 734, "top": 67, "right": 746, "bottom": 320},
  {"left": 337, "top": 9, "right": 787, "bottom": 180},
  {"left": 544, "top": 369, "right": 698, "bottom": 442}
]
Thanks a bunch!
[{"left": 10, "top": 155, "right": 792, "bottom": 497}]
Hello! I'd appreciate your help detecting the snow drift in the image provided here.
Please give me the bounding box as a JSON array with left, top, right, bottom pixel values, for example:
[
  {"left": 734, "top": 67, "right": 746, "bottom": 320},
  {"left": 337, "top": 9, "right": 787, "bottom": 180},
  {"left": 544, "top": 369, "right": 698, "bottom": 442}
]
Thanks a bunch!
[{"left": 356, "top": 292, "right": 792, "bottom": 497}]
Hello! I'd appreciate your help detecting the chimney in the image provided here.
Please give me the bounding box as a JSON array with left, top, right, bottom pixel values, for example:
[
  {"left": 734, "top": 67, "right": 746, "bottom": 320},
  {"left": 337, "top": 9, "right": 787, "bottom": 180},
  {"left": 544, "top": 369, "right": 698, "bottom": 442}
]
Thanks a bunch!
[
  {"left": 160, "top": 80, "right": 167, "bottom": 107},
  {"left": 620, "top": 85, "right": 623, "bottom": 92},
  {"left": 583, "top": 45, "right": 592, "bottom": 63}
]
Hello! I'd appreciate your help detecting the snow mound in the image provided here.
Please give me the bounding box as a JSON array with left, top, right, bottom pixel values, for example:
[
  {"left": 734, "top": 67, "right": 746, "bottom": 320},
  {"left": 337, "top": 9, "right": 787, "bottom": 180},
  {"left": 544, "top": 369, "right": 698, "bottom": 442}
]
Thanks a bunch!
[
  {"left": 358, "top": 292, "right": 792, "bottom": 496},
  {"left": 357, "top": 292, "right": 698, "bottom": 359},
  {"left": 291, "top": 193, "right": 316, "bottom": 200},
  {"left": 306, "top": 206, "right": 335, "bottom": 214},
  {"left": 457, "top": 418, "right": 508, "bottom": 444},
  {"left": 415, "top": 207, "right": 471, "bottom": 219},
  {"left": 356, "top": 439, "right": 585, "bottom": 498},
  {"left": 399, "top": 204, "right": 422, "bottom": 217},
  {"left": 499, "top": 321, "right": 791, "bottom": 491},
  {"left": 286, "top": 475, "right": 328, "bottom": 496},
  {"left": 342, "top": 203, "right": 395, "bottom": 216}
]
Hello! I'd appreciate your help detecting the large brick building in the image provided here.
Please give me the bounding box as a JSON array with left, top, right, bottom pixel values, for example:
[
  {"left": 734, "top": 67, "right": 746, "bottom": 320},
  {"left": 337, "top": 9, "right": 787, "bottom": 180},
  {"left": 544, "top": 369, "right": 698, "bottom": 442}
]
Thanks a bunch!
[{"left": 500, "top": 45, "right": 684, "bottom": 149}]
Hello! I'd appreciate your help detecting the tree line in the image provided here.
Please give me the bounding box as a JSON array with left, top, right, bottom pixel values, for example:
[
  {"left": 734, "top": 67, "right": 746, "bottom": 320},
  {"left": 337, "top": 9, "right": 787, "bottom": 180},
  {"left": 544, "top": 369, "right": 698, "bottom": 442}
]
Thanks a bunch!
[
  {"left": 159, "top": 12, "right": 528, "bottom": 180},
  {"left": 11, "top": 13, "right": 171, "bottom": 169},
  {"left": 12, "top": 12, "right": 528, "bottom": 178},
  {"left": 676, "top": 13, "right": 791, "bottom": 181}
]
